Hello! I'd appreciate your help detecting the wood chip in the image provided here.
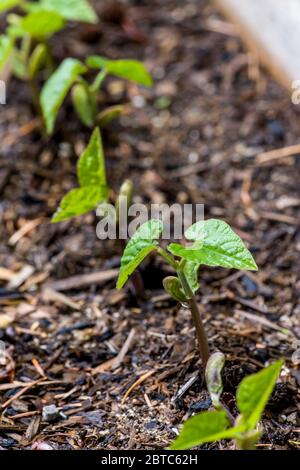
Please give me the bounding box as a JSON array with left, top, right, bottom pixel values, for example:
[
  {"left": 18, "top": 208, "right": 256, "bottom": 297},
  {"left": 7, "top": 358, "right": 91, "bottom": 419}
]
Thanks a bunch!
[
  {"left": 45, "top": 269, "right": 119, "bottom": 291},
  {"left": 122, "top": 369, "right": 157, "bottom": 403},
  {"left": 91, "top": 357, "right": 116, "bottom": 375},
  {"left": 235, "top": 309, "right": 292, "bottom": 334},
  {"left": 258, "top": 211, "right": 299, "bottom": 226},
  {"left": 112, "top": 328, "right": 136, "bottom": 370},
  {"left": 0, "top": 267, "right": 16, "bottom": 281},
  {"left": 8, "top": 217, "right": 46, "bottom": 246},
  {"left": 1, "top": 379, "right": 44, "bottom": 410},
  {"left": 25, "top": 414, "right": 41, "bottom": 441},
  {"left": 8, "top": 265, "right": 35, "bottom": 289},
  {"left": 256, "top": 144, "right": 300, "bottom": 165},
  {"left": 43, "top": 288, "right": 81, "bottom": 310}
]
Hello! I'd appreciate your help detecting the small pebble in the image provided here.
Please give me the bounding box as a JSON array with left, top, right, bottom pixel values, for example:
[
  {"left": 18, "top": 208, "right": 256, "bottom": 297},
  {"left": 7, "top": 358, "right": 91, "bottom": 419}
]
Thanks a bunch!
[
  {"left": 42, "top": 405, "right": 60, "bottom": 423},
  {"left": 132, "top": 95, "right": 146, "bottom": 108},
  {"left": 145, "top": 420, "right": 157, "bottom": 430}
]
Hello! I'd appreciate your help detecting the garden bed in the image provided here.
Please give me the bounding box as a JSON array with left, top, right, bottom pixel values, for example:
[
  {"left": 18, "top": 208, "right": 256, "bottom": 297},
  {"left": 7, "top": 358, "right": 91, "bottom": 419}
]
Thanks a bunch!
[{"left": 0, "top": 0, "right": 299, "bottom": 450}]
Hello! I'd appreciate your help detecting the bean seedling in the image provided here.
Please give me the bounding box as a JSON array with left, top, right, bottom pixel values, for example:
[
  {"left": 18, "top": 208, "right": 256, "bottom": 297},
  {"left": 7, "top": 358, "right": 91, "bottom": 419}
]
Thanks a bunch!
[
  {"left": 51, "top": 127, "right": 108, "bottom": 223},
  {"left": 171, "top": 358, "right": 283, "bottom": 450},
  {"left": 40, "top": 55, "right": 152, "bottom": 134},
  {"left": 117, "top": 219, "right": 258, "bottom": 367},
  {"left": 51, "top": 127, "right": 144, "bottom": 298},
  {"left": 0, "top": 0, "right": 98, "bottom": 111}
]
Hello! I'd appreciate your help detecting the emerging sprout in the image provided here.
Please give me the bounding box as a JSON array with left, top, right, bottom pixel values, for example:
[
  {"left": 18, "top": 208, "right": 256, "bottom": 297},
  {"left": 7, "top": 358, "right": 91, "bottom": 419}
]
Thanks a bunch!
[
  {"left": 205, "top": 352, "right": 226, "bottom": 410},
  {"left": 171, "top": 360, "right": 283, "bottom": 450}
]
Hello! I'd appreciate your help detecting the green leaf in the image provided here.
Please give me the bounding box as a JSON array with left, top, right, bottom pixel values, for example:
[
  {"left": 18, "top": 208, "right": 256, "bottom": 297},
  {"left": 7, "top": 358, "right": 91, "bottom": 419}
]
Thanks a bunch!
[
  {"left": 117, "top": 219, "right": 163, "bottom": 289},
  {"left": 171, "top": 410, "right": 241, "bottom": 450},
  {"left": 96, "top": 105, "right": 123, "bottom": 128},
  {"left": 183, "top": 261, "right": 200, "bottom": 294},
  {"left": 20, "top": 11, "right": 65, "bottom": 39},
  {"left": 71, "top": 83, "right": 94, "bottom": 127},
  {"left": 87, "top": 56, "right": 153, "bottom": 87},
  {"left": 168, "top": 219, "right": 258, "bottom": 271},
  {"left": 163, "top": 276, "right": 187, "bottom": 304},
  {"left": 40, "top": 58, "right": 86, "bottom": 134},
  {"left": 205, "top": 352, "right": 225, "bottom": 409},
  {"left": 28, "top": 43, "right": 47, "bottom": 79},
  {"left": 31, "top": 0, "right": 98, "bottom": 24},
  {"left": 51, "top": 185, "right": 107, "bottom": 223},
  {"left": 237, "top": 360, "right": 283, "bottom": 430},
  {"left": 77, "top": 127, "right": 107, "bottom": 187},
  {"left": 0, "top": 0, "right": 21, "bottom": 13},
  {"left": 0, "top": 35, "right": 13, "bottom": 72},
  {"left": 11, "top": 52, "right": 27, "bottom": 79}
]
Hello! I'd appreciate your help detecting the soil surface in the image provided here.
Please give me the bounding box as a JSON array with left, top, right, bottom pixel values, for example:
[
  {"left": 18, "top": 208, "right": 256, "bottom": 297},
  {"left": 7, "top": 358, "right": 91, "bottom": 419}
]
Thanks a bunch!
[{"left": 0, "top": 0, "right": 299, "bottom": 450}]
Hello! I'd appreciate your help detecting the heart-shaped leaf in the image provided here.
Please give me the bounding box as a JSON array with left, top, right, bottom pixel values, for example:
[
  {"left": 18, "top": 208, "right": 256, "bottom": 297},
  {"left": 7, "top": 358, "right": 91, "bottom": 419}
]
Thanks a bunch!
[
  {"left": 169, "top": 219, "right": 257, "bottom": 271},
  {"left": 171, "top": 410, "right": 241, "bottom": 450},
  {"left": 87, "top": 56, "right": 153, "bottom": 87},
  {"left": 52, "top": 185, "right": 107, "bottom": 223},
  {"left": 117, "top": 219, "right": 163, "bottom": 289},
  {"left": 40, "top": 58, "right": 86, "bottom": 134},
  {"left": 237, "top": 360, "right": 283, "bottom": 430},
  {"left": 20, "top": 11, "right": 65, "bottom": 39},
  {"left": 77, "top": 127, "right": 107, "bottom": 187}
]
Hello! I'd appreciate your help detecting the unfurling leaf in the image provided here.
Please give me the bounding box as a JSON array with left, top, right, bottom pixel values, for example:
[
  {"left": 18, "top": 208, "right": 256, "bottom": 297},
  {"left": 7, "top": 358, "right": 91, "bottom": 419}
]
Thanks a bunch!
[
  {"left": 163, "top": 276, "right": 187, "bottom": 304},
  {"left": 51, "top": 185, "right": 107, "bottom": 223},
  {"left": 205, "top": 352, "right": 225, "bottom": 409},
  {"left": 116, "top": 220, "right": 163, "bottom": 289},
  {"left": 96, "top": 105, "right": 123, "bottom": 127},
  {"left": 168, "top": 219, "right": 257, "bottom": 271},
  {"left": 170, "top": 410, "right": 241, "bottom": 450},
  {"left": 40, "top": 58, "right": 86, "bottom": 134},
  {"left": 77, "top": 127, "right": 107, "bottom": 187},
  {"left": 20, "top": 11, "right": 65, "bottom": 39},
  {"left": 237, "top": 360, "right": 283, "bottom": 430},
  {"left": 87, "top": 56, "right": 153, "bottom": 87},
  {"left": 28, "top": 43, "right": 47, "bottom": 79},
  {"left": 0, "top": 35, "right": 13, "bottom": 71},
  {"left": 183, "top": 260, "right": 200, "bottom": 294},
  {"left": 72, "top": 83, "right": 94, "bottom": 127},
  {"left": 31, "top": 0, "right": 98, "bottom": 24}
]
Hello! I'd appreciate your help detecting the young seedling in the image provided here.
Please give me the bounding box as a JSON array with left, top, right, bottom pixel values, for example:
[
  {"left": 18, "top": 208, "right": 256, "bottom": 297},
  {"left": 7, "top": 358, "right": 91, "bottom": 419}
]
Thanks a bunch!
[
  {"left": 116, "top": 219, "right": 258, "bottom": 367},
  {"left": 171, "top": 359, "right": 283, "bottom": 450},
  {"left": 40, "top": 55, "right": 153, "bottom": 134},
  {"left": 51, "top": 127, "right": 108, "bottom": 223},
  {"left": 51, "top": 127, "right": 144, "bottom": 298},
  {"left": 0, "top": 0, "right": 98, "bottom": 111}
]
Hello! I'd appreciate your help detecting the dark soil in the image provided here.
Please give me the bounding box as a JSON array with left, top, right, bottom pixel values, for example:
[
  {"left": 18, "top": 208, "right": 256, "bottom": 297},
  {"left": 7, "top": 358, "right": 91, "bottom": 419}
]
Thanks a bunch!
[{"left": 0, "top": 0, "right": 299, "bottom": 450}]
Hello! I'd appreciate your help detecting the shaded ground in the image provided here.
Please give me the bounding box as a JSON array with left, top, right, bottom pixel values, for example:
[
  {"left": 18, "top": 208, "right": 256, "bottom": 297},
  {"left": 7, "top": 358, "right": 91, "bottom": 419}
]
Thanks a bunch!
[{"left": 0, "top": 0, "right": 299, "bottom": 450}]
